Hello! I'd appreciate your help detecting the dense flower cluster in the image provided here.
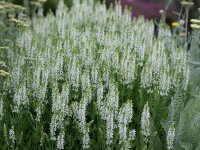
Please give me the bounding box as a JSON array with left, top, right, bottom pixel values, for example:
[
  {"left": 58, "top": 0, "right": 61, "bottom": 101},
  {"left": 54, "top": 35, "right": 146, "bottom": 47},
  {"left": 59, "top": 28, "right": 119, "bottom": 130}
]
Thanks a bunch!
[
  {"left": 1, "top": 0, "right": 189, "bottom": 149},
  {"left": 141, "top": 102, "right": 150, "bottom": 141},
  {"left": 167, "top": 123, "right": 175, "bottom": 150},
  {"left": 118, "top": 100, "right": 134, "bottom": 149}
]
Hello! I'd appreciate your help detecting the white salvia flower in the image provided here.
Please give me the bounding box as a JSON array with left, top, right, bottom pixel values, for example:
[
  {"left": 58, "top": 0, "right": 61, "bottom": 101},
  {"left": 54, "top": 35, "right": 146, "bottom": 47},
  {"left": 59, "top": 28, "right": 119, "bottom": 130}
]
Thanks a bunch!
[
  {"left": 57, "top": 129, "right": 65, "bottom": 150},
  {"left": 32, "top": 65, "right": 42, "bottom": 97},
  {"left": 126, "top": 55, "right": 136, "bottom": 85},
  {"left": 129, "top": 129, "right": 136, "bottom": 141},
  {"left": 159, "top": 26, "right": 171, "bottom": 38},
  {"left": 50, "top": 83, "right": 69, "bottom": 141},
  {"left": 36, "top": 102, "right": 42, "bottom": 122},
  {"left": 159, "top": 66, "right": 170, "bottom": 96},
  {"left": 70, "top": 101, "right": 78, "bottom": 118},
  {"left": 9, "top": 126, "right": 15, "bottom": 146},
  {"left": 50, "top": 84, "right": 59, "bottom": 140},
  {"left": 11, "top": 61, "right": 22, "bottom": 87},
  {"left": 13, "top": 82, "right": 28, "bottom": 112},
  {"left": 140, "top": 39, "right": 176, "bottom": 95},
  {"left": 39, "top": 67, "right": 49, "bottom": 101},
  {"left": 118, "top": 101, "right": 133, "bottom": 144},
  {"left": 120, "top": 51, "right": 128, "bottom": 83},
  {"left": 76, "top": 97, "right": 90, "bottom": 149},
  {"left": 106, "top": 81, "right": 119, "bottom": 120},
  {"left": 81, "top": 46, "right": 87, "bottom": 64},
  {"left": 141, "top": 102, "right": 150, "bottom": 141},
  {"left": 68, "top": 56, "right": 80, "bottom": 92},
  {"left": 151, "top": 44, "right": 157, "bottom": 73},
  {"left": 111, "top": 49, "right": 119, "bottom": 73},
  {"left": 91, "top": 64, "right": 99, "bottom": 85},
  {"left": 136, "top": 40, "right": 145, "bottom": 65},
  {"left": 56, "top": 0, "right": 65, "bottom": 17},
  {"left": 82, "top": 128, "right": 90, "bottom": 149},
  {"left": 52, "top": 83, "right": 59, "bottom": 112},
  {"left": 20, "top": 82, "right": 28, "bottom": 106},
  {"left": 60, "top": 83, "right": 69, "bottom": 114},
  {"left": 102, "top": 66, "right": 110, "bottom": 88},
  {"left": 53, "top": 51, "right": 63, "bottom": 80},
  {"left": 98, "top": 81, "right": 119, "bottom": 147},
  {"left": 40, "top": 131, "right": 44, "bottom": 147},
  {"left": 37, "top": 7, "right": 43, "bottom": 17},
  {"left": 78, "top": 99, "right": 87, "bottom": 131},
  {"left": 23, "top": 31, "right": 33, "bottom": 54},
  {"left": 167, "top": 124, "right": 175, "bottom": 150},
  {"left": 141, "top": 65, "right": 153, "bottom": 93},
  {"left": 58, "top": 92, "right": 65, "bottom": 119},
  {"left": 50, "top": 114, "right": 57, "bottom": 140},
  {"left": 61, "top": 17, "right": 66, "bottom": 39},
  {"left": 97, "top": 80, "right": 104, "bottom": 112},
  {"left": 106, "top": 111, "right": 114, "bottom": 146},
  {"left": 46, "top": 39, "right": 52, "bottom": 60},
  {"left": 85, "top": 46, "right": 93, "bottom": 67},
  {"left": 0, "top": 98, "right": 4, "bottom": 120},
  {"left": 57, "top": 52, "right": 64, "bottom": 80},
  {"left": 81, "top": 70, "right": 91, "bottom": 93},
  {"left": 184, "top": 65, "right": 190, "bottom": 90}
]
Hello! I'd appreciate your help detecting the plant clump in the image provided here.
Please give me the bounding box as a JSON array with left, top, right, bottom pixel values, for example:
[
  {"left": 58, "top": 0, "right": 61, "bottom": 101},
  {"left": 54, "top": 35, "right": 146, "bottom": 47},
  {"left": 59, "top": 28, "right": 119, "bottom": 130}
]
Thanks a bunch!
[{"left": 0, "top": 0, "right": 190, "bottom": 149}]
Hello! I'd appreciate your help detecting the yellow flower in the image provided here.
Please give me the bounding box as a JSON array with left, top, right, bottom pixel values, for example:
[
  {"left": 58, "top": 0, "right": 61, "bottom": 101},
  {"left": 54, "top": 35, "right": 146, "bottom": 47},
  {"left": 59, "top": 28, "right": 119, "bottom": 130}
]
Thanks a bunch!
[
  {"left": 191, "top": 24, "right": 200, "bottom": 29},
  {"left": 0, "top": 5, "right": 4, "bottom": 9},
  {"left": 179, "top": 32, "right": 187, "bottom": 37},
  {"left": 190, "top": 19, "right": 200, "bottom": 24},
  {"left": 9, "top": 18, "right": 29, "bottom": 27},
  {"left": 0, "top": 70, "right": 10, "bottom": 77},
  {"left": 37, "top": 0, "right": 47, "bottom": 3},
  {"left": 181, "top": 1, "right": 194, "bottom": 8},
  {"left": 171, "top": 22, "right": 180, "bottom": 27},
  {"left": 0, "top": 46, "right": 9, "bottom": 50},
  {"left": 30, "top": 1, "right": 43, "bottom": 7}
]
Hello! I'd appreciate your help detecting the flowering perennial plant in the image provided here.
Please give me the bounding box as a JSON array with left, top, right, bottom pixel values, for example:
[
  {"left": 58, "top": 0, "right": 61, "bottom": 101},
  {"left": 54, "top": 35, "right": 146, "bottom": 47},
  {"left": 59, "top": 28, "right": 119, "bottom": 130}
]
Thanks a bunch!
[{"left": 0, "top": 0, "right": 190, "bottom": 149}]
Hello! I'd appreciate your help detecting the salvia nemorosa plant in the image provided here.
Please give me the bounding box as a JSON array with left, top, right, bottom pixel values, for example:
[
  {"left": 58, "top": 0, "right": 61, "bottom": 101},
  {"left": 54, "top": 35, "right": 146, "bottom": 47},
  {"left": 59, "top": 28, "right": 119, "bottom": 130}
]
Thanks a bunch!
[{"left": 0, "top": 0, "right": 192, "bottom": 149}]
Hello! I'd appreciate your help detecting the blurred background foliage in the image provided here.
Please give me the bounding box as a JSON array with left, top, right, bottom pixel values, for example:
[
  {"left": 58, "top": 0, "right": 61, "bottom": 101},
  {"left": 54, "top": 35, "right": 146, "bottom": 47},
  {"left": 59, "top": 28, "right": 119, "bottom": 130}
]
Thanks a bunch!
[
  {"left": 0, "top": 0, "right": 199, "bottom": 26},
  {"left": 0, "top": 0, "right": 199, "bottom": 20}
]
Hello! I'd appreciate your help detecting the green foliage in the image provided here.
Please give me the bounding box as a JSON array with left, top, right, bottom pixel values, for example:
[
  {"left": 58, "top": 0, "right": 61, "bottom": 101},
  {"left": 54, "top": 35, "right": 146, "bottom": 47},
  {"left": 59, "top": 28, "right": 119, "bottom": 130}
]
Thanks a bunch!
[
  {"left": 189, "top": 29, "right": 200, "bottom": 98},
  {"left": 0, "top": 1, "right": 27, "bottom": 87},
  {"left": 171, "top": 19, "right": 200, "bottom": 150},
  {"left": 174, "top": 98, "right": 200, "bottom": 150},
  {"left": 1, "top": 0, "right": 75, "bottom": 11}
]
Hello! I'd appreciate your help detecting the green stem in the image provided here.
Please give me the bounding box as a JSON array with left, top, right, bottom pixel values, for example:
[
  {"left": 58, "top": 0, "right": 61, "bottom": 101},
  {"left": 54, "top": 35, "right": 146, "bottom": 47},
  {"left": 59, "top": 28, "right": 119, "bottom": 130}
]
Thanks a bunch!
[{"left": 185, "top": 8, "right": 189, "bottom": 45}]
